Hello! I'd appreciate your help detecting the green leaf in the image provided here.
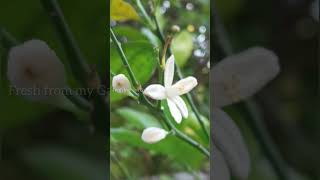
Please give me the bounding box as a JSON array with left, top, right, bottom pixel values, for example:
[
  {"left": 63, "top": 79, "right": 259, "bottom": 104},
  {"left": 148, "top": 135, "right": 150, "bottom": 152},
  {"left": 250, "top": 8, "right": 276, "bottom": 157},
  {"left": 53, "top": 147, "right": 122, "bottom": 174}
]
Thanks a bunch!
[
  {"left": 22, "top": 146, "right": 107, "bottom": 180},
  {"left": 110, "top": 42, "right": 157, "bottom": 102},
  {"left": 114, "top": 26, "right": 149, "bottom": 42},
  {"left": 111, "top": 128, "right": 205, "bottom": 169},
  {"left": 171, "top": 31, "right": 194, "bottom": 67},
  {"left": 117, "top": 107, "right": 161, "bottom": 129}
]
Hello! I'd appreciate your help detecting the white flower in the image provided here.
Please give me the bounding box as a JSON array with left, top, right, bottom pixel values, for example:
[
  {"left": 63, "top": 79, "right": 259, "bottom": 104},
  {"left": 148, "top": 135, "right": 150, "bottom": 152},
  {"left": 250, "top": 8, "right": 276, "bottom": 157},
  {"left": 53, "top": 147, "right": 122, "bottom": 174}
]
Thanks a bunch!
[
  {"left": 144, "top": 55, "right": 198, "bottom": 123},
  {"left": 211, "top": 47, "right": 280, "bottom": 180},
  {"left": 112, "top": 74, "right": 131, "bottom": 93},
  {"left": 141, "top": 127, "right": 168, "bottom": 144},
  {"left": 7, "top": 39, "right": 67, "bottom": 102}
]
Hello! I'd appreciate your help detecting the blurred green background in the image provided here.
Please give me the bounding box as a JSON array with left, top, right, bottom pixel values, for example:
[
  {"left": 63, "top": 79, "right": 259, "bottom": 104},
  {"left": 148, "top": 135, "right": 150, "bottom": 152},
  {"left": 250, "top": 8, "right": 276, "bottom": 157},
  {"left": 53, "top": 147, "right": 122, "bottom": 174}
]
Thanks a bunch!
[{"left": 0, "top": 0, "right": 108, "bottom": 180}]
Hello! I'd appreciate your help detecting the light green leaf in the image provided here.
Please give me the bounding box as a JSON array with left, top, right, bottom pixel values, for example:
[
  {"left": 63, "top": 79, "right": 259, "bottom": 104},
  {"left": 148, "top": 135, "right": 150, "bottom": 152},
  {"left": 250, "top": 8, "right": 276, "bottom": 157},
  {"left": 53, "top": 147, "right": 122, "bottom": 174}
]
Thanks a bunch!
[
  {"left": 171, "top": 31, "right": 194, "bottom": 67},
  {"left": 114, "top": 26, "right": 149, "bottom": 42},
  {"left": 110, "top": 42, "right": 157, "bottom": 102},
  {"left": 117, "top": 107, "right": 161, "bottom": 129}
]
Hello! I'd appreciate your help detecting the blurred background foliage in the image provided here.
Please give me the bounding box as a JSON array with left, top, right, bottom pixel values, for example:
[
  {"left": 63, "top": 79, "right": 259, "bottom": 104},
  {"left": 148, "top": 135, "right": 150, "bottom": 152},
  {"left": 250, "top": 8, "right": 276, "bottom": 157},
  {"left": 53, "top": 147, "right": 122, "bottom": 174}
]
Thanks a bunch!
[
  {"left": 213, "top": 0, "right": 319, "bottom": 179},
  {"left": 0, "top": 0, "right": 107, "bottom": 180},
  {"left": 110, "top": 0, "right": 210, "bottom": 179}
]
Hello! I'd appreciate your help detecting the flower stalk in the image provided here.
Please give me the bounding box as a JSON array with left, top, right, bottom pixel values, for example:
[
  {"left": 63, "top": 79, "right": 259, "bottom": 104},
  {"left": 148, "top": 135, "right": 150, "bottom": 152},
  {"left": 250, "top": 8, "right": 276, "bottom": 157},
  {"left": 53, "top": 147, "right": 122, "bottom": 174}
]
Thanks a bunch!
[
  {"left": 110, "top": 28, "right": 140, "bottom": 88},
  {"left": 162, "top": 101, "right": 210, "bottom": 157},
  {"left": 110, "top": 28, "right": 209, "bottom": 157},
  {"left": 150, "top": 9, "right": 210, "bottom": 140}
]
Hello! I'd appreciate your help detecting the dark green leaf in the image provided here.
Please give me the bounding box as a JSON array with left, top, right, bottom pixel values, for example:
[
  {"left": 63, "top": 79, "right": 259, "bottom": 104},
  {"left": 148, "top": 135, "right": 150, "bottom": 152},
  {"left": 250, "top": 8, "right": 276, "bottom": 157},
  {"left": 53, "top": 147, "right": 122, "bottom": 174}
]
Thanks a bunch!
[
  {"left": 110, "top": 42, "right": 157, "bottom": 102},
  {"left": 111, "top": 128, "right": 205, "bottom": 169}
]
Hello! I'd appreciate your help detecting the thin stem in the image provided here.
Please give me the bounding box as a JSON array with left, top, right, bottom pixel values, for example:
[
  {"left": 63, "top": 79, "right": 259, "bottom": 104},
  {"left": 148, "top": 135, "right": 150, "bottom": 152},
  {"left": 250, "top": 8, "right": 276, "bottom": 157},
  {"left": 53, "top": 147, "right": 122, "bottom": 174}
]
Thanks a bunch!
[
  {"left": 211, "top": 1, "right": 290, "bottom": 179},
  {"left": 151, "top": 10, "right": 210, "bottom": 141},
  {"left": 162, "top": 106, "right": 210, "bottom": 157},
  {"left": 134, "top": 0, "right": 155, "bottom": 30},
  {"left": 110, "top": 28, "right": 140, "bottom": 88},
  {"left": 40, "top": 0, "right": 92, "bottom": 87},
  {"left": 185, "top": 94, "right": 209, "bottom": 140},
  {"left": 110, "top": 28, "right": 209, "bottom": 157}
]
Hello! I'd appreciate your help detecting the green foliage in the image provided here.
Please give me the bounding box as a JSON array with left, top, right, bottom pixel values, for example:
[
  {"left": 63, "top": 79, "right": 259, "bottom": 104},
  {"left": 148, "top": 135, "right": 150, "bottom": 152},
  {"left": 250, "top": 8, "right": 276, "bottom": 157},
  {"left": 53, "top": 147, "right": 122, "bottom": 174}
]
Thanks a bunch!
[
  {"left": 116, "top": 107, "right": 162, "bottom": 129},
  {"left": 111, "top": 128, "right": 205, "bottom": 169},
  {"left": 171, "top": 30, "right": 194, "bottom": 67},
  {"left": 0, "top": 0, "right": 106, "bottom": 128},
  {"left": 110, "top": 42, "right": 157, "bottom": 102}
]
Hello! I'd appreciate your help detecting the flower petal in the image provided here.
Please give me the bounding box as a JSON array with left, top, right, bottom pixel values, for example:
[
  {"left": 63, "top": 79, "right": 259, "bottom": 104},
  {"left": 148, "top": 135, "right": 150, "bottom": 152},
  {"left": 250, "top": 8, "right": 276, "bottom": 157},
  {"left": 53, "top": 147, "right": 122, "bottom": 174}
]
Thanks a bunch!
[
  {"left": 167, "top": 98, "right": 182, "bottom": 123},
  {"left": 212, "top": 145, "right": 231, "bottom": 180},
  {"left": 211, "top": 47, "right": 280, "bottom": 107},
  {"left": 164, "top": 55, "right": 175, "bottom": 87},
  {"left": 171, "top": 76, "right": 198, "bottom": 95},
  {"left": 144, "top": 84, "right": 166, "bottom": 100},
  {"left": 141, "top": 127, "right": 168, "bottom": 144},
  {"left": 171, "top": 96, "right": 188, "bottom": 118},
  {"left": 212, "top": 108, "right": 250, "bottom": 179}
]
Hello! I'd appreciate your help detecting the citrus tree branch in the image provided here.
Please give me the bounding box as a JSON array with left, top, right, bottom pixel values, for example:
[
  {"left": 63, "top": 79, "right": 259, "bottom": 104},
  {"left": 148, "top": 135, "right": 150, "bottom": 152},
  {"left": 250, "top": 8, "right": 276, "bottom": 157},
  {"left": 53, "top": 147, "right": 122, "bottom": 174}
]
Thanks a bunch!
[
  {"left": 150, "top": 10, "right": 210, "bottom": 141},
  {"left": 110, "top": 27, "right": 209, "bottom": 157}
]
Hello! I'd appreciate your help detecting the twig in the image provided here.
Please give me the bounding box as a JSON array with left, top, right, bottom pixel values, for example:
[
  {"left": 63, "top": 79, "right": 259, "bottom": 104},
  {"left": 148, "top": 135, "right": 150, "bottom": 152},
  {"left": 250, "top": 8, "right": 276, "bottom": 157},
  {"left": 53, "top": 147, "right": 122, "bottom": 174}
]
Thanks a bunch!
[
  {"left": 134, "top": 0, "right": 155, "bottom": 29},
  {"left": 110, "top": 28, "right": 209, "bottom": 157},
  {"left": 110, "top": 28, "right": 140, "bottom": 88},
  {"left": 151, "top": 10, "right": 210, "bottom": 140},
  {"left": 162, "top": 101, "right": 210, "bottom": 157}
]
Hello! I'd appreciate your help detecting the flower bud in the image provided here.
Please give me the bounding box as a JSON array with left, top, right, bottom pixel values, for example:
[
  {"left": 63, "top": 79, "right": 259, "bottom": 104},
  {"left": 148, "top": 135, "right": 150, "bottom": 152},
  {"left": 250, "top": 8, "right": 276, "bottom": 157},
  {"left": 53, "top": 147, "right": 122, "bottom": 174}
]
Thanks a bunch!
[
  {"left": 7, "top": 39, "right": 67, "bottom": 102},
  {"left": 112, "top": 74, "right": 131, "bottom": 93},
  {"left": 141, "top": 127, "right": 168, "bottom": 144},
  {"left": 171, "top": 25, "right": 181, "bottom": 33}
]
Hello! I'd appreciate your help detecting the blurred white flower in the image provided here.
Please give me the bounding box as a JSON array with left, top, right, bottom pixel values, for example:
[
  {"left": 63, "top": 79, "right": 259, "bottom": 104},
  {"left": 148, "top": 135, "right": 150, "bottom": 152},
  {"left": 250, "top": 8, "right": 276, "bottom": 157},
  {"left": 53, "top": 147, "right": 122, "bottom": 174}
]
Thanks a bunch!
[
  {"left": 144, "top": 55, "right": 198, "bottom": 123},
  {"left": 141, "top": 127, "right": 168, "bottom": 144},
  {"left": 7, "top": 39, "right": 67, "bottom": 102},
  {"left": 211, "top": 47, "right": 280, "bottom": 180},
  {"left": 112, "top": 74, "right": 131, "bottom": 93}
]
